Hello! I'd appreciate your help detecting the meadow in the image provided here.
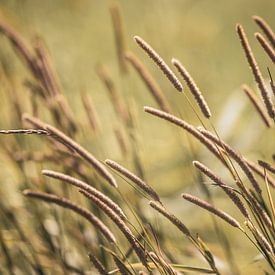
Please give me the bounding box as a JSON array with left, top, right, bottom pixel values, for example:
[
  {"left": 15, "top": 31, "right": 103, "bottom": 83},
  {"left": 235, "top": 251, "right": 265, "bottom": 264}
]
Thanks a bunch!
[{"left": 0, "top": 1, "right": 274, "bottom": 274}]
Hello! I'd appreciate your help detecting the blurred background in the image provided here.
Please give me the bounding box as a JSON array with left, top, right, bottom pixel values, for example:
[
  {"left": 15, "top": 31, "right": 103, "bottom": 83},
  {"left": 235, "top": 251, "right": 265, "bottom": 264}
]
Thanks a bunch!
[{"left": 0, "top": 0, "right": 274, "bottom": 274}]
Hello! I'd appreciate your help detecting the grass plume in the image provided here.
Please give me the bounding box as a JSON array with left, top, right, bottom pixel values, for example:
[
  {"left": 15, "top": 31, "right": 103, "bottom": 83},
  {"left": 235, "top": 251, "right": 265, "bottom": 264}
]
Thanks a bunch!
[
  {"left": 105, "top": 159, "right": 161, "bottom": 202},
  {"left": 134, "top": 35, "right": 183, "bottom": 92},
  {"left": 253, "top": 15, "right": 275, "bottom": 48},
  {"left": 182, "top": 193, "right": 241, "bottom": 229},
  {"left": 172, "top": 58, "right": 212, "bottom": 118},
  {"left": 45, "top": 124, "right": 118, "bottom": 188},
  {"left": 23, "top": 189, "right": 116, "bottom": 243},
  {"left": 236, "top": 24, "right": 275, "bottom": 119}
]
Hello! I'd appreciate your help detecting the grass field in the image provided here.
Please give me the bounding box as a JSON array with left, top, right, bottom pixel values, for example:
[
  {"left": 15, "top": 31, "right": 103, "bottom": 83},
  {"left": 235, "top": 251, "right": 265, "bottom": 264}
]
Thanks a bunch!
[{"left": 0, "top": 1, "right": 274, "bottom": 274}]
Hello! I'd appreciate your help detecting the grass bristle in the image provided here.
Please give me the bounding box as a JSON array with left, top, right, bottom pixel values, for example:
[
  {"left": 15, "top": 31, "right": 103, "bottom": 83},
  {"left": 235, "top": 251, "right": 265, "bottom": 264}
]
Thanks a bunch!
[
  {"left": 134, "top": 35, "right": 183, "bottom": 92},
  {"left": 105, "top": 159, "right": 161, "bottom": 202},
  {"left": 23, "top": 189, "right": 116, "bottom": 243},
  {"left": 42, "top": 169, "right": 126, "bottom": 220},
  {"left": 45, "top": 124, "right": 118, "bottom": 188},
  {"left": 199, "top": 128, "right": 262, "bottom": 194},
  {"left": 255, "top": 32, "right": 275, "bottom": 63},
  {"left": 182, "top": 193, "right": 241, "bottom": 229},
  {"left": 172, "top": 58, "right": 212, "bottom": 118},
  {"left": 236, "top": 23, "right": 275, "bottom": 119},
  {"left": 149, "top": 201, "right": 190, "bottom": 236},
  {"left": 253, "top": 15, "right": 275, "bottom": 48},
  {"left": 193, "top": 161, "right": 250, "bottom": 218}
]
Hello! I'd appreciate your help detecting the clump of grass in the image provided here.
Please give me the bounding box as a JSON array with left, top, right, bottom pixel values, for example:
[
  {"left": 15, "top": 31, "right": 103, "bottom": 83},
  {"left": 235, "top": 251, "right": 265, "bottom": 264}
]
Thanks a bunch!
[{"left": 0, "top": 6, "right": 274, "bottom": 275}]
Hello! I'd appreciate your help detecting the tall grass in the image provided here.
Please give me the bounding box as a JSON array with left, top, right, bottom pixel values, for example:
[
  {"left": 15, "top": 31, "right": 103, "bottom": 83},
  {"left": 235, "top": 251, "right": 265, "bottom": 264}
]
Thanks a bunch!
[{"left": 0, "top": 4, "right": 274, "bottom": 275}]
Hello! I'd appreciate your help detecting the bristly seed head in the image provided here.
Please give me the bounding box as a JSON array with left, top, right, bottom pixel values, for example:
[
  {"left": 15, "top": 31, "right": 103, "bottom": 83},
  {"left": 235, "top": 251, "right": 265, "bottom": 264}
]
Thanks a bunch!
[
  {"left": 172, "top": 58, "right": 212, "bottom": 118},
  {"left": 182, "top": 193, "right": 241, "bottom": 229},
  {"left": 193, "top": 160, "right": 250, "bottom": 218},
  {"left": 105, "top": 159, "right": 161, "bottom": 203},
  {"left": 236, "top": 23, "right": 275, "bottom": 119},
  {"left": 149, "top": 201, "right": 190, "bottom": 236},
  {"left": 23, "top": 189, "right": 116, "bottom": 243},
  {"left": 134, "top": 35, "right": 183, "bottom": 92},
  {"left": 42, "top": 169, "right": 126, "bottom": 220}
]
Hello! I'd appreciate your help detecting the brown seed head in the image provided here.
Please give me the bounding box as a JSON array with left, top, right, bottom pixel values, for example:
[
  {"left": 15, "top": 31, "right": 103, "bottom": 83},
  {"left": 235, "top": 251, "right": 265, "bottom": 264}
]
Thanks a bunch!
[{"left": 134, "top": 35, "right": 183, "bottom": 92}]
